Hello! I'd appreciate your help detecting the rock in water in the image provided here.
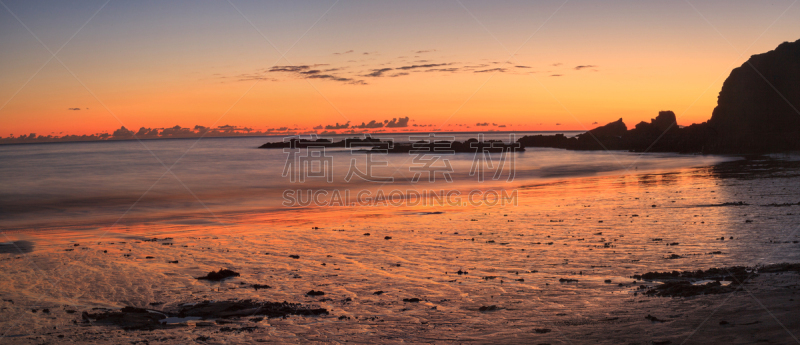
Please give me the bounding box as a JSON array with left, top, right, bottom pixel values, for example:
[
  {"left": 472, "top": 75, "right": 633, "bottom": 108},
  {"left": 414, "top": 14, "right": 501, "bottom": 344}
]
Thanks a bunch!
[{"left": 196, "top": 269, "right": 240, "bottom": 281}]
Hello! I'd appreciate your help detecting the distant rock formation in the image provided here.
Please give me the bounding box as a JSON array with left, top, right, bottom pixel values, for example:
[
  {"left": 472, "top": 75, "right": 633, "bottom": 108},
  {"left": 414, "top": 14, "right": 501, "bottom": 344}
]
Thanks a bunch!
[
  {"left": 520, "top": 38, "right": 800, "bottom": 154},
  {"left": 259, "top": 137, "right": 524, "bottom": 153}
]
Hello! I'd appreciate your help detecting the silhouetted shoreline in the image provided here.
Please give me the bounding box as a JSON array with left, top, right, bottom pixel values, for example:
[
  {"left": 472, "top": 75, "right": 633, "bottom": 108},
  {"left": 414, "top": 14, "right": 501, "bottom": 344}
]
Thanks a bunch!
[
  {"left": 258, "top": 137, "right": 524, "bottom": 153},
  {"left": 521, "top": 38, "right": 800, "bottom": 155}
]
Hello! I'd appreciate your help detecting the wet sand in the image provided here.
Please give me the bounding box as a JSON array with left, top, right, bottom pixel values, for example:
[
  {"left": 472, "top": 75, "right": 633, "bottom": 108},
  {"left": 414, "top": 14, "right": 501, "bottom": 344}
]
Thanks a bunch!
[{"left": 1, "top": 157, "right": 799, "bottom": 344}]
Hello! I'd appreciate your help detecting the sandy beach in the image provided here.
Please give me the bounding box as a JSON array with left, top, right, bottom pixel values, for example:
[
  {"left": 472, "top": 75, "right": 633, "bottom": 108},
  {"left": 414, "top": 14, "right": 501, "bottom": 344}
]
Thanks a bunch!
[{"left": 1, "top": 155, "right": 799, "bottom": 344}]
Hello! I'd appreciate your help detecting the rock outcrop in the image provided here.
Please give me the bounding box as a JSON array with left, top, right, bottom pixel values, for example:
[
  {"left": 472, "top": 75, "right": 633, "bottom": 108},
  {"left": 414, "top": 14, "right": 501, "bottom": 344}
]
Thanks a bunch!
[
  {"left": 705, "top": 38, "right": 800, "bottom": 153},
  {"left": 520, "top": 38, "right": 800, "bottom": 154}
]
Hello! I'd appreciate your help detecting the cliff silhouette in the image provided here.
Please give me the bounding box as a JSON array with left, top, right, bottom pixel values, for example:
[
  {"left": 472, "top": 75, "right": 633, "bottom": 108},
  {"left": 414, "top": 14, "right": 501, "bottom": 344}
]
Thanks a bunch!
[{"left": 520, "top": 38, "right": 800, "bottom": 154}]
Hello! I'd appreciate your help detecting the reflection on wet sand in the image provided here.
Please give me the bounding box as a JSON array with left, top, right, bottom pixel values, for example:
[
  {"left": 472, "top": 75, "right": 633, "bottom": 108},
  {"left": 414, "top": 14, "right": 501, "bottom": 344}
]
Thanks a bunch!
[{"left": 1, "top": 157, "right": 799, "bottom": 343}]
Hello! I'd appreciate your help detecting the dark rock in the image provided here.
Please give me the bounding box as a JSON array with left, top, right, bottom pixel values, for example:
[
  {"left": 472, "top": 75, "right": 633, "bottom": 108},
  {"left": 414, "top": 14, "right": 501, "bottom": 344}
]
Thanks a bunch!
[
  {"left": 645, "top": 314, "right": 668, "bottom": 323},
  {"left": 289, "top": 255, "right": 300, "bottom": 259},
  {"left": 403, "top": 298, "right": 421, "bottom": 303},
  {"left": 373, "top": 291, "right": 385, "bottom": 295},
  {"left": 252, "top": 284, "right": 272, "bottom": 291},
  {"left": 82, "top": 307, "right": 167, "bottom": 330},
  {"left": 306, "top": 290, "right": 325, "bottom": 296},
  {"left": 196, "top": 269, "right": 240, "bottom": 281},
  {"left": 534, "top": 328, "right": 551, "bottom": 333},
  {"left": 219, "top": 326, "right": 258, "bottom": 333},
  {"left": 707, "top": 39, "right": 800, "bottom": 153},
  {"left": 517, "top": 38, "right": 800, "bottom": 154},
  {"left": 176, "top": 300, "right": 328, "bottom": 319},
  {"left": 478, "top": 305, "right": 498, "bottom": 312},
  {"left": 644, "top": 280, "right": 735, "bottom": 297},
  {"left": 559, "top": 278, "right": 578, "bottom": 283},
  {"left": 259, "top": 137, "right": 525, "bottom": 153}
]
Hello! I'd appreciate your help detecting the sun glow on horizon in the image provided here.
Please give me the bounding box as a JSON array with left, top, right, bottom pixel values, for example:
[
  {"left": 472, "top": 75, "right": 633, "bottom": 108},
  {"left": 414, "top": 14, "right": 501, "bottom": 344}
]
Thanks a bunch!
[{"left": 1, "top": 0, "right": 798, "bottom": 138}]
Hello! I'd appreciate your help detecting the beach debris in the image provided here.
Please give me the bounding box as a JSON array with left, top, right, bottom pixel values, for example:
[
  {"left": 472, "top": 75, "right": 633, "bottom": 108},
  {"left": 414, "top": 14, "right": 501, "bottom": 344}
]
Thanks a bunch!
[
  {"left": 81, "top": 300, "right": 328, "bottom": 330},
  {"left": 644, "top": 281, "right": 734, "bottom": 297},
  {"left": 196, "top": 269, "right": 240, "bottom": 281},
  {"left": 403, "top": 298, "right": 421, "bottom": 303},
  {"left": 534, "top": 328, "right": 551, "bottom": 333},
  {"left": 252, "top": 284, "right": 271, "bottom": 291},
  {"left": 289, "top": 255, "right": 300, "bottom": 259},
  {"left": 373, "top": 291, "right": 385, "bottom": 295},
  {"left": 384, "top": 236, "right": 392, "bottom": 240},
  {"left": 559, "top": 278, "right": 578, "bottom": 283},
  {"left": 645, "top": 314, "right": 668, "bottom": 323},
  {"left": 478, "top": 305, "right": 498, "bottom": 312},
  {"left": 306, "top": 290, "right": 325, "bottom": 296}
]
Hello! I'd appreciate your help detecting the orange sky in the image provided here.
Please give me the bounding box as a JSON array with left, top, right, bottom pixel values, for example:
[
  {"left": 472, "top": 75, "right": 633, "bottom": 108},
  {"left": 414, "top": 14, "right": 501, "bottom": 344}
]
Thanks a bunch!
[{"left": 1, "top": 0, "right": 798, "bottom": 137}]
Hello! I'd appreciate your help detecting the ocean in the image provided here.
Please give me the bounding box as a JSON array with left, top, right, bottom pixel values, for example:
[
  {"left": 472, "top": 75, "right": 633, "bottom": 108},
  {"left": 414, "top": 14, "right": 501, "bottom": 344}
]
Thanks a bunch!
[
  {"left": 0, "top": 132, "right": 729, "bottom": 231},
  {"left": 2, "top": 134, "right": 800, "bottom": 343}
]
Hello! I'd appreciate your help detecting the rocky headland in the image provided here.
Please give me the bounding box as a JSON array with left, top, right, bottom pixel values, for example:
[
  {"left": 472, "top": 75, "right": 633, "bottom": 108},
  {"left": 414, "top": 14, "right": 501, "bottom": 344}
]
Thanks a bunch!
[{"left": 520, "top": 38, "right": 800, "bottom": 154}]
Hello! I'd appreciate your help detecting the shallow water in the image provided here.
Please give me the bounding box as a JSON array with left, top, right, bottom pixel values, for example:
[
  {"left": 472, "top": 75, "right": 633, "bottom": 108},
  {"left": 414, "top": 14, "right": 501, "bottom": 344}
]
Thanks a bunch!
[
  {"left": 1, "top": 139, "right": 799, "bottom": 343},
  {"left": 0, "top": 135, "right": 729, "bottom": 231}
]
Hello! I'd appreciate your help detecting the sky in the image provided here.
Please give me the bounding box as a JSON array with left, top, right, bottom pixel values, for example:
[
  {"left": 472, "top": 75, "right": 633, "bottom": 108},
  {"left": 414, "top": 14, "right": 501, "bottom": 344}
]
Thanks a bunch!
[{"left": 1, "top": 0, "right": 799, "bottom": 137}]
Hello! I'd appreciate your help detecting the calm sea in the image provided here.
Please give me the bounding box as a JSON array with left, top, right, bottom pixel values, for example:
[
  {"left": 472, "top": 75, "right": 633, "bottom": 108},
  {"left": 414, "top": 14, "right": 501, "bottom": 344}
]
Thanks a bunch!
[{"left": 0, "top": 132, "right": 732, "bottom": 231}]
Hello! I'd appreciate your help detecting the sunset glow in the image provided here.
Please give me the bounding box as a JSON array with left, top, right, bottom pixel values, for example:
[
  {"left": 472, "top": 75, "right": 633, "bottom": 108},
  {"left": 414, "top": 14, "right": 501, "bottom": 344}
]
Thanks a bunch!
[{"left": 2, "top": 0, "right": 798, "bottom": 137}]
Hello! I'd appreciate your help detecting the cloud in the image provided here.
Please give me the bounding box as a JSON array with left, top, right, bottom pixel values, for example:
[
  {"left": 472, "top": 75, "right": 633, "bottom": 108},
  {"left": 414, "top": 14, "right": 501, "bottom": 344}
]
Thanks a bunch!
[
  {"left": 353, "top": 120, "right": 384, "bottom": 129},
  {"left": 426, "top": 68, "right": 459, "bottom": 73},
  {"left": 515, "top": 65, "right": 531, "bottom": 68},
  {"left": 390, "top": 72, "right": 409, "bottom": 77},
  {"left": 415, "top": 49, "right": 436, "bottom": 54},
  {"left": 575, "top": 65, "right": 597, "bottom": 70},
  {"left": 235, "top": 74, "right": 278, "bottom": 82},
  {"left": 364, "top": 68, "right": 393, "bottom": 77},
  {"left": 325, "top": 122, "right": 350, "bottom": 130},
  {"left": 396, "top": 63, "right": 449, "bottom": 70},
  {"left": 552, "top": 63, "right": 562, "bottom": 67},
  {"left": 68, "top": 108, "right": 81, "bottom": 111},
  {"left": 269, "top": 65, "right": 365, "bottom": 85},
  {"left": 550, "top": 74, "right": 563, "bottom": 77},
  {"left": 474, "top": 68, "right": 506, "bottom": 73},
  {"left": 270, "top": 65, "right": 310, "bottom": 72},
  {"left": 385, "top": 117, "right": 410, "bottom": 128},
  {"left": 307, "top": 74, "right": 363, "bottom": 84},
  {"left": 313, "top": 125, "right": 323, "bottom": 130},
  {"left": 475, "top": 122, "right": 489, "bottom": 126},
  {"left": 592, "top": 122, "right": 599, "bottom": 125},
  {"left": 334, "top": 50, "right": 354, "bottom": 55}
]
